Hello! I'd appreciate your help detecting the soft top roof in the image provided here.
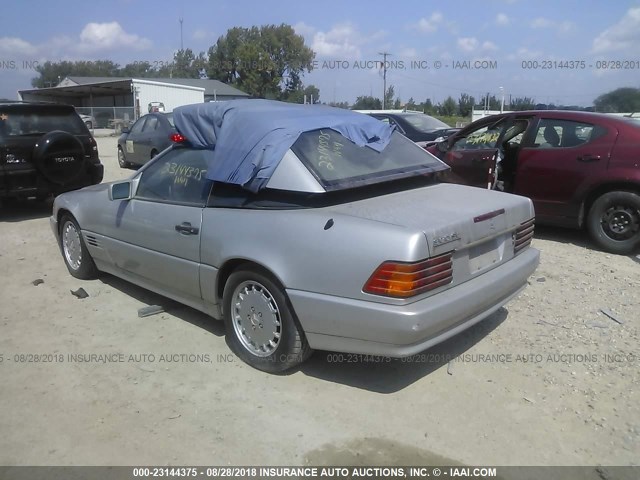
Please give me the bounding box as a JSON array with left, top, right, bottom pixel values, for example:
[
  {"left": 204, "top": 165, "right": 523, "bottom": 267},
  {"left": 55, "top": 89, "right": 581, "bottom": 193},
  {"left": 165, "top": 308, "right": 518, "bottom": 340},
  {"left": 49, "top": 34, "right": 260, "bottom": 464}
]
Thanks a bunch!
[{"left": 173, "top": 99, "right": 394, "bottom": 192}]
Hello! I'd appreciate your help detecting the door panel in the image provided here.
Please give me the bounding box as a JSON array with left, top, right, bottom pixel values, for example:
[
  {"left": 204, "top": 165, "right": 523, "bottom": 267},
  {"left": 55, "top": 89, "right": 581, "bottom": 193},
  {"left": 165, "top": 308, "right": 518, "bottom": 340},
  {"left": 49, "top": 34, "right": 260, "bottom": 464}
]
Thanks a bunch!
[
  {"left": 98, "top": 147, "right": 212, "bottom": 302},
  {"left": 514, "top": 119, "right": 615, "bottom": 219},
  {"left": 444, "top": 148, "right": 498, "bottom": 188},
  {"left": 441, "top": 117, "right": 509, "bottom": 188},
  {"left": 106, "top": 200, "right": 203, "bottom": 300}
]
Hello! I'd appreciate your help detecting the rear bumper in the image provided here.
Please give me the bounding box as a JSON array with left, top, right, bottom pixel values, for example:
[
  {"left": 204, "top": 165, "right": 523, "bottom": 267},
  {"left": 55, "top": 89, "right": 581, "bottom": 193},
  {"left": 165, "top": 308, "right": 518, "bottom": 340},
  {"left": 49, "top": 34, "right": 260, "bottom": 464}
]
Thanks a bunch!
[
  {"left": 0, "top": 161, "right": 103, "bottom": 198},
  {"left": 287, "top": 247, "right": 540, "bottom": 357}
]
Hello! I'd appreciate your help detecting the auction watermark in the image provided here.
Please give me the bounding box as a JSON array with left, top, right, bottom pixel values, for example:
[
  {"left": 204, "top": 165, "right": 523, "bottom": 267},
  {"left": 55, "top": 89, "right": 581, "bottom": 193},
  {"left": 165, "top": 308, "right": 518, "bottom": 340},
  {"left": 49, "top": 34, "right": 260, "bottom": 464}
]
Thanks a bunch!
[
  {"left": 520, "top": 59, "right": 640, "bottom": 70},
  {"left": 0, "top": 59, "right": 40, "bottom": 70},
  {"left": 0, "top": 351, "right": 636, "bottom": 366}
]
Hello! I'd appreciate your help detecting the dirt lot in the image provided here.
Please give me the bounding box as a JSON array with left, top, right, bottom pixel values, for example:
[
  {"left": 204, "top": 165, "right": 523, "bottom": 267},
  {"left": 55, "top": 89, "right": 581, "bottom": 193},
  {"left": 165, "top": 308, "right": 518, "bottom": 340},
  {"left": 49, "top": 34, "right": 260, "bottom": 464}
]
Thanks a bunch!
[{"left": 0, "top": 136, "right": 638, "bottom": 467}]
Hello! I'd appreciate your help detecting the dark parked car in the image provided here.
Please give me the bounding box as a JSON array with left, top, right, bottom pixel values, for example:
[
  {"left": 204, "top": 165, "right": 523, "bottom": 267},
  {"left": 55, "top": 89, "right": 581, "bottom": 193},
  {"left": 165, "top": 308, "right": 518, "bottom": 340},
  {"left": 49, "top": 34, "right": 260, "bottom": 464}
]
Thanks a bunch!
[
  {"left": 0, "top": 101, "right": 103, "bottom": 202},
  {"left": 428, "top": 110, "right": 640, "bottom": 254},
  {"left": 117, "top": 113, "right": 176, "bottom": 168},
  {"left": 358, "top": 110, "right": 460, "bottom": 147}
]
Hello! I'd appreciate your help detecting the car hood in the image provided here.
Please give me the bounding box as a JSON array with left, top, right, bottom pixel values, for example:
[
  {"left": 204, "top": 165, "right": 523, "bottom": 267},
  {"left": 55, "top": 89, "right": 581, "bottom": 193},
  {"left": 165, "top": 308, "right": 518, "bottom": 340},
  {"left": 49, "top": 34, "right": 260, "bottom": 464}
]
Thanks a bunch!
[{"left": 326, "top": 183, "right": 534, "bottom": 255}]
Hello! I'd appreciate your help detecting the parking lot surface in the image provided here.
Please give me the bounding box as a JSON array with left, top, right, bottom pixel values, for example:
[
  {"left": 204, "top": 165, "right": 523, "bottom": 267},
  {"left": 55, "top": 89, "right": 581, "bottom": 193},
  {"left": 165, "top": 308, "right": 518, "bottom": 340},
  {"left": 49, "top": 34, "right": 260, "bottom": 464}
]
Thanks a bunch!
[{"left": 0, "top": 137, "right": 638, "bottom": 466}]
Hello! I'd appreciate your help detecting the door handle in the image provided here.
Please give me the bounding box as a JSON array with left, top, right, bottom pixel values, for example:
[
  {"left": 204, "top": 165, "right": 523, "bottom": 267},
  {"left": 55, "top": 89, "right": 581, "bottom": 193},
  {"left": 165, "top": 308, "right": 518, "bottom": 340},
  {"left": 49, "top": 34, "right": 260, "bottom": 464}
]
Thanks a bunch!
[
  {"left": 175, "top": 222, "right": 199, "bottom": 235},
  {"left": 577, "top": 154, "right": 601, "bottom": 163}
]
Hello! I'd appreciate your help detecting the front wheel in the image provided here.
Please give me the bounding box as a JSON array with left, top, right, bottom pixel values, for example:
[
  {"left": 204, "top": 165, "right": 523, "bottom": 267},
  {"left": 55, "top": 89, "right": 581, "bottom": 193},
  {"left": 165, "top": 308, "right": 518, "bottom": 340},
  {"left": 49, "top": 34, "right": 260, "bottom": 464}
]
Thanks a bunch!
[
  {"left": 587, "top": 191, "right": 640, "bottom": 254},
  {"left": 59, "top": 215, "right": 98, "bottom": 279},
  {"left": 222, "top": 267, "right": 312, "bottom": 373}
]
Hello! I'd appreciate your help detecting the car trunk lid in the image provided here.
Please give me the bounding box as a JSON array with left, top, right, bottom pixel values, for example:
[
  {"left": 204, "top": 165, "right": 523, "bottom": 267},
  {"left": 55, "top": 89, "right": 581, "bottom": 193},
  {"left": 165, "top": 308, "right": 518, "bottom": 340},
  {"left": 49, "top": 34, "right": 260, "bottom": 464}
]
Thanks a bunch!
[{"left": 328, "top": 183, "right": 534, "bottom": 288}]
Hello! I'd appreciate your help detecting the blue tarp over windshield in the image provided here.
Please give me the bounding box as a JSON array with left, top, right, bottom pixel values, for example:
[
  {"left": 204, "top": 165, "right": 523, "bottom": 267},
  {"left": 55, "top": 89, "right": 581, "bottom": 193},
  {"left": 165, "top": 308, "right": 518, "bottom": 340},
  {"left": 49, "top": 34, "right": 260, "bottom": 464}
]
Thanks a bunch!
[{"left": 172, "top": 99, "right": 395, "bottom": 192}]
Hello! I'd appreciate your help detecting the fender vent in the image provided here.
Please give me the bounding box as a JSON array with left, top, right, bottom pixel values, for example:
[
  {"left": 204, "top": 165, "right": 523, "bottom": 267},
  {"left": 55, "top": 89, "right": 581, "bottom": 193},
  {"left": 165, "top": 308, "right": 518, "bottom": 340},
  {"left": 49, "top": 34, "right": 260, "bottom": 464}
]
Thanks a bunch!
[
  {"left": 85, "top": 235, "right": 100, "bottom": 248},
  {"left": 514, "top": 219, "right": 535, "bottom": 254}
]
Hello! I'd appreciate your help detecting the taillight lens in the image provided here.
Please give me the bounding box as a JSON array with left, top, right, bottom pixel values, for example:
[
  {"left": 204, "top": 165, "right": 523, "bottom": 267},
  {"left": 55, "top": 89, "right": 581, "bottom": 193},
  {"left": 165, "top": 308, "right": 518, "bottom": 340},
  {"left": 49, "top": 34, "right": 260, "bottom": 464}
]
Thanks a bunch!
[
  {"left": 514, "top": 218, "right": 535, "bottom": 254},
  {"left": 363, "top": 252, "right": 454, "bottom": 298},
  {"left": 170, "top": 133, "right": 186, "bottom": 143}
]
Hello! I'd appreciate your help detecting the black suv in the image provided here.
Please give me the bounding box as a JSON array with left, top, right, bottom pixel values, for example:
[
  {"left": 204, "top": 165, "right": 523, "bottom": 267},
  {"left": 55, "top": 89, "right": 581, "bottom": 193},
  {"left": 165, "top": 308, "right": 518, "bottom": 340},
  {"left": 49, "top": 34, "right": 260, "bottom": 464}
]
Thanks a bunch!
[{"left": 0, "top": 102, "right": 104, "bottom": 201}]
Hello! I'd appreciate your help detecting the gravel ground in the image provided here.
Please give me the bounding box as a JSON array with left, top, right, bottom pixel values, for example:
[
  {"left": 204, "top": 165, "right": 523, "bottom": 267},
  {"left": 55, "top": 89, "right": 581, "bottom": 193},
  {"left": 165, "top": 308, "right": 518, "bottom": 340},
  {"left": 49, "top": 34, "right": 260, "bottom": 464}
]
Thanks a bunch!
[{"left": 0, "top": 136, "right": 638, "bottom": 468}]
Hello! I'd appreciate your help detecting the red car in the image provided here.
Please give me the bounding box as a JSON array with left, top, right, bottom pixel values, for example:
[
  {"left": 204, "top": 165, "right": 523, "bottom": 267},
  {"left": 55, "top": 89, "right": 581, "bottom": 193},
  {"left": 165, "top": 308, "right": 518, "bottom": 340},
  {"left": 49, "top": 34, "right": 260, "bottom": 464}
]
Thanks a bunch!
[{"left": 428, "top": 111, "right": 640, "bottom": 254}]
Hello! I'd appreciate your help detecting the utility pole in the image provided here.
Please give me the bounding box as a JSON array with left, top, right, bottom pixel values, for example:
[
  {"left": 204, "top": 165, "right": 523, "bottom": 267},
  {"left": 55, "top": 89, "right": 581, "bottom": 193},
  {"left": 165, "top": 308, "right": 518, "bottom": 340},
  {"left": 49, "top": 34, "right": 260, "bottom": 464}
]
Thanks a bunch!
[
  {"left": 179, "top": 17, "right": 184, "bottom": 51},
  {"left": 378, "top": 52, "right": 392, "bottom": 109}
]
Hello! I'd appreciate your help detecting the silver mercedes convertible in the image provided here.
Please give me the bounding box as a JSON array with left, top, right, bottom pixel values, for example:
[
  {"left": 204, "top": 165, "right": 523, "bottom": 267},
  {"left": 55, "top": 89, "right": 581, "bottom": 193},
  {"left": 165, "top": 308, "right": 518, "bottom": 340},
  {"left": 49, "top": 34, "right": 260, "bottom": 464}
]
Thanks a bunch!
[{"left": 51, "top": 100, "right": 539, "bottom": 372}]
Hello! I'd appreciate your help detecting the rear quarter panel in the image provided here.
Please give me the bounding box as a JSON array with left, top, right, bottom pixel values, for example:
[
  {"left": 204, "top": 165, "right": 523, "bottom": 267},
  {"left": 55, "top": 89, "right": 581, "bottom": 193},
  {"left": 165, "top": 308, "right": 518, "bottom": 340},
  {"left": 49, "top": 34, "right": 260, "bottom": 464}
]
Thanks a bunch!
[{"left": 200, "top": 208, "right": 429, "bottom": 305}]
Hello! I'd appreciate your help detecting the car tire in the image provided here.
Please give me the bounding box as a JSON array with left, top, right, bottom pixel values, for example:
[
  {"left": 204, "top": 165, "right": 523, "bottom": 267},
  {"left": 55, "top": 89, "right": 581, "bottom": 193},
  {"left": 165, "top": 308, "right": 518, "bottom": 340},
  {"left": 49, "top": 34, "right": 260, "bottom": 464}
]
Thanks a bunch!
[
  {"left": 32, "top": 131, "right": 86, "bottom": 185},
  {"left": 150, "top": 149, "right": 158, "bottom": 159},
  {"left": 222, "top": 267, "right": 312, "bottom": 373},
  {"left": 117, "top": 146, "right": 131, "bottom": 169},
  {"left": 59, "top": 214, "right": 98, "bottom": 280},
  {"left": 587, "top": 191, "right": 640, "bottom": 254}
]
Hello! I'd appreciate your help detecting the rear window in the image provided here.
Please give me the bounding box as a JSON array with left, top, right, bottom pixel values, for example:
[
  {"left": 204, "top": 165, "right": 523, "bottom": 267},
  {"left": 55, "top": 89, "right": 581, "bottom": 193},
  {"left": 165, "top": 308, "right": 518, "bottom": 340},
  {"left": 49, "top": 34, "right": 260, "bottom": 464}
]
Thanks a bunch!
[
  {"left": 291, "top": 129, "right": 448, "bottom": 190},
  {"left": 165, "top": 113, "right": 174, "bottom": 127},
  {"left": 0, "top": 107, "right": 87, "bottom": 138},
  {"left": 398, "top": 114, "right": 450, "bottom": 131}
]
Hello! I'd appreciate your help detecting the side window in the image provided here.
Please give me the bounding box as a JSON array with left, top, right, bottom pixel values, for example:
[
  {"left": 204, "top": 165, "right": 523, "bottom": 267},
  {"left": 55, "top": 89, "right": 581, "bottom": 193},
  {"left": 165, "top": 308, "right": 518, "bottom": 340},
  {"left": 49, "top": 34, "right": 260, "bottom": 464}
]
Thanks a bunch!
[
  {"left": 452, "top": 120, "right": 505, "bottom": 151},
  {"left": 142, "top": 116, "right": 159, "bottom": 132},
  {"left": 135, "top": 148, "right": 212, "bottom": 206},
  {"left": 130, "top": 117, "right": 147, "bottom": 135},
  {"left": 534, "top": 119, "right": 596, "bottom": 148}
]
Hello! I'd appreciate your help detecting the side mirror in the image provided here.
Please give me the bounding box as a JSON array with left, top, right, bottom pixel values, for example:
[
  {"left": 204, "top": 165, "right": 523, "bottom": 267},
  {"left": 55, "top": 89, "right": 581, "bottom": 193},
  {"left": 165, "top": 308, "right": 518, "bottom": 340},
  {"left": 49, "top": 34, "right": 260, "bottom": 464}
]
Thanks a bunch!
[
  {"left": 109, "top": 181, "right": 132, "bottom": 201},
  {"left": 121, "top": 127, "right": 130, "bottom": 134},
  {"left": 437, "top": 140, "right": 449, "bottom": 153}
]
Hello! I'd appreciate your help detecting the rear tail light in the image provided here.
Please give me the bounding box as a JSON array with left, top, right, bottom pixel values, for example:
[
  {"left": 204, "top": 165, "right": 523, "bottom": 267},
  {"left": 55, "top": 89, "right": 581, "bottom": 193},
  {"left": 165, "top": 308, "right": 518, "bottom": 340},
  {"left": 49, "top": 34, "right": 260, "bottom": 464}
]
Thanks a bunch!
[
  {"left": 514, "top": 218, "right": 535, "bottom": 254},
  {"left": 363, "top": 252, "right": 454, "bottom": 298},
  {"left": 170, "top": 133, "right": 186, "bottom": 143}
]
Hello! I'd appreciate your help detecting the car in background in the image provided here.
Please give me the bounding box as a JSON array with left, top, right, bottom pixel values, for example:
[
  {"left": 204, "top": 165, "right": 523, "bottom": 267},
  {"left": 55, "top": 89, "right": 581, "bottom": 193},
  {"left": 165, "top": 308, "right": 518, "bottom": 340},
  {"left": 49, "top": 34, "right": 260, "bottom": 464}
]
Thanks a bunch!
[
  {"left": 148, "top": 101, "right": 165, "bottom": 113},
  {"left": 78, "top": 113, "right": 95, "bottom": 130},
  {"left": 0, "top": 101, "right": 103, "bottom": 202},
  {"left": 428, "top": 110, "right": 640, "bottom": 254},
  {"left": 117, "top": 112, "right": 176, "bottom": 168},
  {"left": 357, "top": 110, "right": 460, "bottom": 147},
  {"left": 51, "top": 100, "right": 539, "bottom": 373}
]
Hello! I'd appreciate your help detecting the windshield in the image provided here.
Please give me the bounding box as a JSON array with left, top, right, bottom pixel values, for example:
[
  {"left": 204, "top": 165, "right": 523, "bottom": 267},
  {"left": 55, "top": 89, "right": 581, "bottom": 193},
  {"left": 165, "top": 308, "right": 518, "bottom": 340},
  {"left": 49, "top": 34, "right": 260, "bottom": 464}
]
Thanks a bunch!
[
  {"left": 291, "top": 129, "right": 448, "bottom": 190},
  {"left": 0, "top": 107, "right": 87, "bottom": 138},
  {"left": 399, "top": 114, "right": 450, "bottom": 132}
]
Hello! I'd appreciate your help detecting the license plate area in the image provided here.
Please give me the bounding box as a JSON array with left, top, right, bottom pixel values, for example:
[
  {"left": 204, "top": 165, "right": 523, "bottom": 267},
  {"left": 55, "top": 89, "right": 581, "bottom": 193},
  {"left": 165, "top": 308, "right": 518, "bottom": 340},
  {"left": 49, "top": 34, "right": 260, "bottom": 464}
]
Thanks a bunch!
[{"left": 468, "top": 235, "right": 505, "bottom": 273}]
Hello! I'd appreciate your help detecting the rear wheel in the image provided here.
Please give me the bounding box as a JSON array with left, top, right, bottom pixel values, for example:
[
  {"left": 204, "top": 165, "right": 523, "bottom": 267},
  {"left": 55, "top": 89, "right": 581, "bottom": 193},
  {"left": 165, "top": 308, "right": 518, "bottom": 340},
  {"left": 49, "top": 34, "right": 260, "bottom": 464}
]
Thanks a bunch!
[
  {"left": 222, "top": 267, "right": 312, "bottom": 372},
  {"left": 117, "top": 146, "right": 131, "bottom": 169},
  {"left": 587, "top": 191, "right": 640, "bottom": 254},
  {"left": 150, "top": 149, "right": 158, "bottom": 160},
  {"left": 59, "top": 214, "right": 98, "bottom": 279}
]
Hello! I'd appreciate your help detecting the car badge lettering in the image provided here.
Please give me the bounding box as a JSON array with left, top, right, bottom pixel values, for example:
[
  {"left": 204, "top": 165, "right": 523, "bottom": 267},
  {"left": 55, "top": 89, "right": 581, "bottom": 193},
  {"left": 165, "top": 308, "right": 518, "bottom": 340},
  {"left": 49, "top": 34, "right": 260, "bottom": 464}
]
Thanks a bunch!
[
  {"left": 54, "top": 156, "right": 75, "bottom": 163},
  {"left": 433, "top": 232, "right": 461, "bottom": 247}
]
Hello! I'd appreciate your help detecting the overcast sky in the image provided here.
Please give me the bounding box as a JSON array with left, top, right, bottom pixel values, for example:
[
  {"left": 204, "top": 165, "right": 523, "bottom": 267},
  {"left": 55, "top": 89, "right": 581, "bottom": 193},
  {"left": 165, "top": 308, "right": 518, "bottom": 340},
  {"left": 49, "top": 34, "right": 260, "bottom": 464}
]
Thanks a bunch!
[{"left": 1, "top": 0, "right": 639, "bottom": 106}]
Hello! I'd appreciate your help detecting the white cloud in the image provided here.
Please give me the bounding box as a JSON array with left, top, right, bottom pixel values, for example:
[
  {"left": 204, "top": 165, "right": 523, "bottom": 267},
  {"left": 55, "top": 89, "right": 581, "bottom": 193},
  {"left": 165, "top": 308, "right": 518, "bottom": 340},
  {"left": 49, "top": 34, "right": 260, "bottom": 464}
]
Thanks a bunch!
[
  {"left": 530, "top": 17, "right": 574, "bottom": 33},
  {"left": 457, "top": 37, "right": 479, "bottom": 52},
  {"left": 456, "top": 37, "right": 497, "bottom": 53},
  {"left": 78, "top": 22, "right": 151, "bottom": 51},
  {"left": 0, "top": 22, "right": 151, "bottom": 67},
  {"left": 0, "top": 37, "right": 38, "bottom": 55},
  {"left": 496, "top": 13, "right": 510, "bottom": 26},
  {"left": 293, "top": 21, "right": 316, "bottom": 39},
  {"left": 482, "top": 41, "right": 498, "bottom": 51},
  {"left": 592, "top": 7, "right": 640, "bottom": 53},
  {"left": 506, "top": 47, "right": 543, "bottom": 61},
  {"left": 414, "top": 12, "right": 444, "bottom": 33},
  {"left": 192, "top": 29, "right": 214, "bottom": 41},
  {"left": 311, "top": 23, "right": 385, "bottom": 59},
  {"left": 312, "top": 25, "right": 360, "bottom": 57},
  {"left": 399, "top": 47, "right": 417, "bottom": 58}
]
